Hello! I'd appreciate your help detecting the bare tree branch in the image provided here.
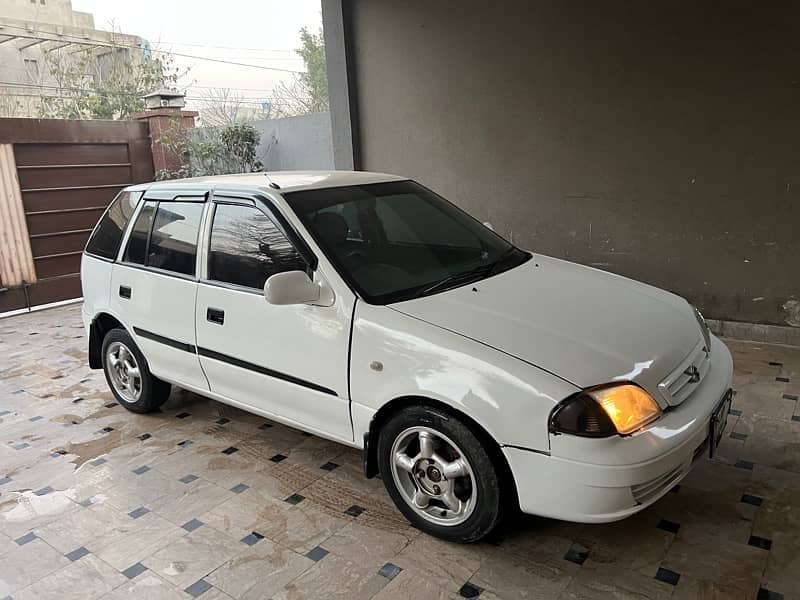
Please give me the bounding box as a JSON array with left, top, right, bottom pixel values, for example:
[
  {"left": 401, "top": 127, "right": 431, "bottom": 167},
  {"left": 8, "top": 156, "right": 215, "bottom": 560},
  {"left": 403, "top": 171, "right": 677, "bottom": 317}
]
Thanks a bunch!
[{"left": 195, "top": 88, "right": 272, "bottom": 127}]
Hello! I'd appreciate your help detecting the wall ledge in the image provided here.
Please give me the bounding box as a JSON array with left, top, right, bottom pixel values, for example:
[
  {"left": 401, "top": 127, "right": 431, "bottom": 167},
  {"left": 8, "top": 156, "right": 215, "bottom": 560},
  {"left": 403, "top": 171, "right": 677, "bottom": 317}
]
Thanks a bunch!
[{"left": 708, "top": 319, "right": 800, "bottom": 348}]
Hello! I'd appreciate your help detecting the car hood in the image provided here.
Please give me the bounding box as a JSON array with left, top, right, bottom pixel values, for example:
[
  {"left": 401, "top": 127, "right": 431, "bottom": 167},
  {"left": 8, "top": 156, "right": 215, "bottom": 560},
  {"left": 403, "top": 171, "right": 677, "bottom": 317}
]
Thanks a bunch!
[{"left": 391, "top": 254, "right": 701, "bottom": 394}]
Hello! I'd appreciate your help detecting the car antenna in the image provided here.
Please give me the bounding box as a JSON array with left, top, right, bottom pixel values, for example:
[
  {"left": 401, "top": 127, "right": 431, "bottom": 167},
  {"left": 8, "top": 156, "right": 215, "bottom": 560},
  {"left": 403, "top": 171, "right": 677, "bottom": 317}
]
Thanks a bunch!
[{"left": 264, "top": 171, "right": 281, "bottom": 190}]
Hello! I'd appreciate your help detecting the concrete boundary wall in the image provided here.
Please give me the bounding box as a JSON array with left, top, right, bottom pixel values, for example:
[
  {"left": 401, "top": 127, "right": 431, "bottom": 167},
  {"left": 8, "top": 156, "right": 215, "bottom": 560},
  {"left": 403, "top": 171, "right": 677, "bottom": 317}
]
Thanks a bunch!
[
  {"left": 250, "top": 112, "right": 334, "bottom": 172},
  {"left": 337, "top": 0, "right": 800, "bottom": 328}
]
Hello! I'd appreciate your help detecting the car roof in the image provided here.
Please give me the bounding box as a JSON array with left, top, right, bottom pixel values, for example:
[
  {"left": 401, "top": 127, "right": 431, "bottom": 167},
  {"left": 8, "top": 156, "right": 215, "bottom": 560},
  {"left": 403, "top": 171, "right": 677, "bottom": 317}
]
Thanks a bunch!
[{"left": 129, "top": 170, "right": 408, "bottom": 194}]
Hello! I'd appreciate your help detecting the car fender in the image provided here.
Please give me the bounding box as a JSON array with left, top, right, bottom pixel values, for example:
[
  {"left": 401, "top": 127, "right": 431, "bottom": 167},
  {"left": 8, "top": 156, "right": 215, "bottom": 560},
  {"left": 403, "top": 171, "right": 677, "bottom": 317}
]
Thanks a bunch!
[{"left": 349, "top": 302, "right": 578, "bottom": 453}]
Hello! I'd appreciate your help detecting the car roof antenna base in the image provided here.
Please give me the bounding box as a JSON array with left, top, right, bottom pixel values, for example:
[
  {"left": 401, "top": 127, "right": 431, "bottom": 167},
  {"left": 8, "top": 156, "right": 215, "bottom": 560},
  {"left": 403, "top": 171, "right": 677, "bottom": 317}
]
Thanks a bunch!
[{"left": 264, "top": 171, "right": 281, "bottom": 190}]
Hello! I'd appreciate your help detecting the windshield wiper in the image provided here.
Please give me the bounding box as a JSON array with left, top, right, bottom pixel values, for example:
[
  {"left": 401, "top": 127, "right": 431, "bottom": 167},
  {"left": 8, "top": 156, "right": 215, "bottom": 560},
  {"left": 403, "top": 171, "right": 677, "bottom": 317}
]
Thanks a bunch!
[
  {"left": 411, "top": 263, "right": 494, "bottom": 299},
  {"left": 411, "top": 247, "right": 527, "bottom": 300}
]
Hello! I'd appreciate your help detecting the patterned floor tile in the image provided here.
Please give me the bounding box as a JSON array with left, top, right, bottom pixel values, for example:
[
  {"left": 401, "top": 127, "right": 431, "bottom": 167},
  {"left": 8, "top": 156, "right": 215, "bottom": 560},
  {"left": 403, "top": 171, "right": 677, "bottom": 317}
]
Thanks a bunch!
[{"left": 1, "top": 304, "right": 799, "bottom": 598}]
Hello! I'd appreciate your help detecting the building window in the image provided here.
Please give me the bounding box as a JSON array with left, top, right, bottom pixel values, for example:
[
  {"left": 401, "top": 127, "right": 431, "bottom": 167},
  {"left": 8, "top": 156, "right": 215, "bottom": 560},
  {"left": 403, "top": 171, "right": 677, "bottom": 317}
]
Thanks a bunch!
[{"left": 23, "top": 59, "right": 39, "bottom": 82}]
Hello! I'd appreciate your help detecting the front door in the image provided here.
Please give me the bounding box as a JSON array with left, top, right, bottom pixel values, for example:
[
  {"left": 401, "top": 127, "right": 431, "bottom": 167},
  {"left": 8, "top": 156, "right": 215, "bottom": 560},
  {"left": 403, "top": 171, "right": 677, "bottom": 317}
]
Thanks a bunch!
[
  {"left": 194, "top": 197, "right": 353, "bottom": 442},
  {"left": 111, "top": 196, "right": 208, "bottom": 389}
]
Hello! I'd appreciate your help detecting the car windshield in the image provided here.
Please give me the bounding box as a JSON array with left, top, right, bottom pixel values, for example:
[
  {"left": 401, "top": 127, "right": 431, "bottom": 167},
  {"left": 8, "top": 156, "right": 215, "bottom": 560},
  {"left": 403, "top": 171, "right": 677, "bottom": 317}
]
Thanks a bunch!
[{"left": 284, "top": 180, "right": 530, "bottom": 304}]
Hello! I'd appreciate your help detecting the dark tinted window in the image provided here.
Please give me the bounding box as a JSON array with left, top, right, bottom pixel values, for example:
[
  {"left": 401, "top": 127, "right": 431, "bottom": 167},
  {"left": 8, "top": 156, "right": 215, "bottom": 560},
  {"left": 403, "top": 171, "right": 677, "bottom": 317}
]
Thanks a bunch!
[
  {"left": 209, "top": 203, "right": 307, "bottom": 289},
  {"left": 375, "top": 194, "right": 481, "bottom": 247},
  {"left": 286, "top": 181, "right": 528, "bottom": 304},
  {"left": 147, "top": 202, "right": 203, "bottom": 276},
  {"left": 316, "top": 203, "right": 363, "bottom": 241},
  {"left": 85, "top": 191, "right": 140, "bottom": 259},
  {"left": 123, "top": 201, "right": 156, "bottom": 265}
]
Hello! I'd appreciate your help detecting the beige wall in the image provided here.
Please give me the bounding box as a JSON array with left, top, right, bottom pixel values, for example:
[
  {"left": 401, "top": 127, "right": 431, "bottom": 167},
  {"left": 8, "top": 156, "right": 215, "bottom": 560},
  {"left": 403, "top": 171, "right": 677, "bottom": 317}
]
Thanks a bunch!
[
  {"left": 346, "top": 0, "right": 800, "bottom": 327},
  {"left": 0, "top": 1, "right": 143, "bottom": 117},
  {"left": 0, "top": 0, "right": 93, "bottom": 28}
]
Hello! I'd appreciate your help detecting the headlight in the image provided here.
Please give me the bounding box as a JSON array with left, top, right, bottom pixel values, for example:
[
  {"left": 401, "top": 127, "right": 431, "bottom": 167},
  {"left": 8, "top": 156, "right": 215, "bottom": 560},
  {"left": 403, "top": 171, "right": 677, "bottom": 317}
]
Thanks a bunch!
[
  {"left": 550, "top": 384, "right": 662, "bottom": 437},
  {"left": 692, "top": 304, "right": 711, "bottom": 351}
]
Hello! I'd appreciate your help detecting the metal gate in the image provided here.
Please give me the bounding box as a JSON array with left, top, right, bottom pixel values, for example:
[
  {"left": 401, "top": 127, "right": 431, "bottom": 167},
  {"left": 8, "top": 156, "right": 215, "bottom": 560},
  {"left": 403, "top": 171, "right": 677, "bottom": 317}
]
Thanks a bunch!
[{"left": 0, "top": 118, "right": 154, "bottom": 313}]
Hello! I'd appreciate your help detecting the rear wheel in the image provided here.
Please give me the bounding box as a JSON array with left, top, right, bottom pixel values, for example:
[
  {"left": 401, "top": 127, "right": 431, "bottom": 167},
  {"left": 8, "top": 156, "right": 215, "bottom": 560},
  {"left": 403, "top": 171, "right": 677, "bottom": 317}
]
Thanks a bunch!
[
  {"left": 102, "top": 328, "right": 170, "bottom": 413},
  {"left": 377, "top": 405, "right": 503, "bottom": 542}
]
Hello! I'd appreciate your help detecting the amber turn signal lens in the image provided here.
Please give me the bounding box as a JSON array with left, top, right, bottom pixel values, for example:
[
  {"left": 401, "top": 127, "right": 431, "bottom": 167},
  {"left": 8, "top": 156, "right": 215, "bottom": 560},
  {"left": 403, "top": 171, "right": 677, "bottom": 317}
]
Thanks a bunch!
[{"left": 588, "top": 384, "right": 661, "bottom": 435}]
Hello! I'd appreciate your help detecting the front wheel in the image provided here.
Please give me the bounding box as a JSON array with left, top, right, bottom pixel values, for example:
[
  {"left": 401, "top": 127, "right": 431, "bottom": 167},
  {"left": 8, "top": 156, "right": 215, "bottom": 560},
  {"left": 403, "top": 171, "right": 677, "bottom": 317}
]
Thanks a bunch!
[
  {"left": 377, "top": 405, "right": 503, "bottom": 542},
  {"left": 101, "top": 328, "right": 171, "bottom": 413}
]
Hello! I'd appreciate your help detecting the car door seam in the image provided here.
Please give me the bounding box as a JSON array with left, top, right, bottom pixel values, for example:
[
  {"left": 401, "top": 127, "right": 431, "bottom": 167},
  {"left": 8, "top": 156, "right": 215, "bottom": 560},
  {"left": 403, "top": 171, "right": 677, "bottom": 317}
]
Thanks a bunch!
[{"left": 346, "top": 297, "right": 358, "bottom": 442}]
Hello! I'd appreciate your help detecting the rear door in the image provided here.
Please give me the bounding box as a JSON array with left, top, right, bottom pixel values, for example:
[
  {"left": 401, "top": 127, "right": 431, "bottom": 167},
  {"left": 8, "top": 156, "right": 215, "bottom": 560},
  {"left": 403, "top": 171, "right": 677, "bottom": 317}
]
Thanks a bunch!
[
  {"left": 83, "top": 190, "right": 142, "bottom": 325},
  {"left": 194, "top": 194, "right": 353, "bottom": 441},
  {"left": 110, "top": 192, "right": 209, "bottom": 389}
]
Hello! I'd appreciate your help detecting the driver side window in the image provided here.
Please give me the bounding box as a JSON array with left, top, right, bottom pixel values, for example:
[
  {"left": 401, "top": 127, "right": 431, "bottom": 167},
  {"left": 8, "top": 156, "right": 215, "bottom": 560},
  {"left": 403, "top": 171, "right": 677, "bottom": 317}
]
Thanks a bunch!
[{"left": 208, "top": 202, "right": 307, "bottom": 290}]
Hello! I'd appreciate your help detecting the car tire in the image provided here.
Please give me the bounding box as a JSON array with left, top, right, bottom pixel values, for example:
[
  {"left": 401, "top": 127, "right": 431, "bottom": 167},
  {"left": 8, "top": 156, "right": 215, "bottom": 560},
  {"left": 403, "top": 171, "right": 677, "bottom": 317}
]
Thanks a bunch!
[
  {"left": 377, "top": 404, "right": 503, "bottom": 543},
  {"left": 101, "top": 328, "right": 171, "bottom": 413}
]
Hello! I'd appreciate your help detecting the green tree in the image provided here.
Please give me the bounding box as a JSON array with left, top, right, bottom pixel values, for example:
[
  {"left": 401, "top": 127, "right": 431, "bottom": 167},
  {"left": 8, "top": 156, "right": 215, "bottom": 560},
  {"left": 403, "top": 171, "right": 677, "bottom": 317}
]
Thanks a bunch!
[
  {"left": 40, "top": 44, "right": 183, "bottom": 120},
  {"left": 296, "top": 27, "right": 329, "bottom": 113},
  {"left": 155, "top": 123, "right": 263, "bottom": 180},
  {"left": 270, "top": 27, "right": 329, "bottom": 116}
]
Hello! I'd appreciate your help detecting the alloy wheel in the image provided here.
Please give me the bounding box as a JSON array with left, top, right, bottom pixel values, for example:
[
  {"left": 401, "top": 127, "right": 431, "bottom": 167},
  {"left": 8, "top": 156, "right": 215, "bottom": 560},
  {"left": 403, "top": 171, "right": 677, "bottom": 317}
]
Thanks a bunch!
[
  {"left": 106, "top": 341, "right": 142, "bottom": 403},
  {"left": 389, "top": 426, "right": 477, "bottom": 526}
]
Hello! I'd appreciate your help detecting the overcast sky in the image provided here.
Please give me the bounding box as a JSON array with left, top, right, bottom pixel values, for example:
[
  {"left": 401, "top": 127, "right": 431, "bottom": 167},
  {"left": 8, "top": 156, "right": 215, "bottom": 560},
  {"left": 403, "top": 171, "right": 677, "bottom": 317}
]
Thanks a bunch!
[{"left": 71, "top": 0, "right": 323, "bottom": 109}]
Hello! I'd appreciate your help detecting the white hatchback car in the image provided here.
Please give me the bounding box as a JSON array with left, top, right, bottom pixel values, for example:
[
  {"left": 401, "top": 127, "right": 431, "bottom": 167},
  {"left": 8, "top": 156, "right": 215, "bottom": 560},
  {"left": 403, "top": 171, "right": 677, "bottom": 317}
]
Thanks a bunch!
[{"left": 81, "top": 171, "right": 733, "bottom": 542}]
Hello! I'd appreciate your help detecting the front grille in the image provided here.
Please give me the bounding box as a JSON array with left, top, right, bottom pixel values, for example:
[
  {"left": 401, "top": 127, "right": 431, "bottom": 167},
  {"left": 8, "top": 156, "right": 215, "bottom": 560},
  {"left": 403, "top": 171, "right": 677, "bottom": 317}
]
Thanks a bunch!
[{"left": 658, "top": 339, "right": 710, "bottom": 406}]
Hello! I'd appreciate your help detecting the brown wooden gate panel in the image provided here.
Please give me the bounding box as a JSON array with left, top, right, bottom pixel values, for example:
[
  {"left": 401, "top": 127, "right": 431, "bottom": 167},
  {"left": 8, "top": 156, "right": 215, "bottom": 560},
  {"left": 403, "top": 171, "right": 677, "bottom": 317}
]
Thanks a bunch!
[{"left": 0, "top": 118, "right": 154, "bottom": 312}]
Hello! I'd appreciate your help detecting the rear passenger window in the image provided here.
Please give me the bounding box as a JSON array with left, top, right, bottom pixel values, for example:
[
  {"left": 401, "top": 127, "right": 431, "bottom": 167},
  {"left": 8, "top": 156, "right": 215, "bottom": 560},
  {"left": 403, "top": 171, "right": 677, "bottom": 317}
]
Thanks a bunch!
[
  {"left": 208, "top": 203, "right": 307, "bottom": 289},
  {"left": 123, "top": 201, "right": 156, "bottom": 265},
  {"left": 147, "top": 202, "right": 203, "bottom": 276},
  {"left": 85, "top": 191, "right": 141, "bottom": 260}
]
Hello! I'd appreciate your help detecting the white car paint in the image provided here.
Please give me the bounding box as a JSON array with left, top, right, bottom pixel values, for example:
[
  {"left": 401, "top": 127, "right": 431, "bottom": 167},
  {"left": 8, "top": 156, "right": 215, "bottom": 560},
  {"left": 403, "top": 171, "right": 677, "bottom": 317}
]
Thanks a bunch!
[
  {"left": 349, "top": 300, "right": 577, "bottom": 453},
  {"left": 507, "top": 334, "right": 733, "bottom": 522},
  {"left": 390, "top": 253, "right": 702, "bottom": 402},
  {"left": 81, "top": 170, "right": 733, "bottom": 525}
]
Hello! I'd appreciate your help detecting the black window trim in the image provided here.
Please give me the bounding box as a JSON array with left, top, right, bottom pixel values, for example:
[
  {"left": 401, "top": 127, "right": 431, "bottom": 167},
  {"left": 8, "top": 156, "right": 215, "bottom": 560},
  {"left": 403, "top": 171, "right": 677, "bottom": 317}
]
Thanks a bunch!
[
  {"left": 250, "top": 192, "right": 318, "bottom": 271},
  {"left": 119, "top": 199, "right": 157, "bottom": 271},
  {"left": 117, "top": 260, "right": 199, "bottom": 283},
  {"left": 143, "top": 187, "right": 210, "bottom": 202},
  {"left": 117, "top": 192, "right": 148, "bottom": 264},
  {"left": 145, "top": 199, "right": 203, "bottom": 278},
  {"left": 90, "top": 185, "right": 319, "bottom": 287},
  {"left": 117, "top": 192, "right": 207, "bottom": 281},
  {"left": 198, "top": 277, "right": 264, "bottom": 296},
  {"left": 86, "top": 253, "right": 116, "bottom": 265},
  {"left": 199, "top": 189, "right": 317, "bottom": 293}
]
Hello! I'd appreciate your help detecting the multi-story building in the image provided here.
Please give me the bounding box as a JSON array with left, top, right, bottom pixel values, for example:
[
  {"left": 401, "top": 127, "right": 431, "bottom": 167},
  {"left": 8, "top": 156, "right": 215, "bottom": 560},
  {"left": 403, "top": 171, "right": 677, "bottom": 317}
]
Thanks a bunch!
[{"left": 0, "top": 0, "right": 145, "bottom": 117}]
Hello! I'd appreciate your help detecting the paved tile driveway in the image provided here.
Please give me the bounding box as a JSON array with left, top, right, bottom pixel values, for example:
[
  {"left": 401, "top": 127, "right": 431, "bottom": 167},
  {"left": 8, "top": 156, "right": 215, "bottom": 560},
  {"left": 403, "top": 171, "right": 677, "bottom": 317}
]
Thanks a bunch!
[{"left": 1, "top": 304, "right": 799, "bottom": 599}]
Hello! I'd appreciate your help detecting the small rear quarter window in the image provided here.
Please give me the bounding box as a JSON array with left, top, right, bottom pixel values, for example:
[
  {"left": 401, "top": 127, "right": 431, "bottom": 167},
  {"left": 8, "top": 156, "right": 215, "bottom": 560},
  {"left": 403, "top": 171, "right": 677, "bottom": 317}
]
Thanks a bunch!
[
  {"left": 147, "top": 202, "right": 203, "bottom": 276},
  {"left": 85, "top": 191, "right": 141, "bottom": 260}
]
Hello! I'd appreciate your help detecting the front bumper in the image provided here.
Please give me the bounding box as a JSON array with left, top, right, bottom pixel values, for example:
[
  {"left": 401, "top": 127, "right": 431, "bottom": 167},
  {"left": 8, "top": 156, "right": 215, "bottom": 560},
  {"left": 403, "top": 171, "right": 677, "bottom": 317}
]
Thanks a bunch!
[{"left": 505, "top": 334, "right": 733, "bottom": 523}]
